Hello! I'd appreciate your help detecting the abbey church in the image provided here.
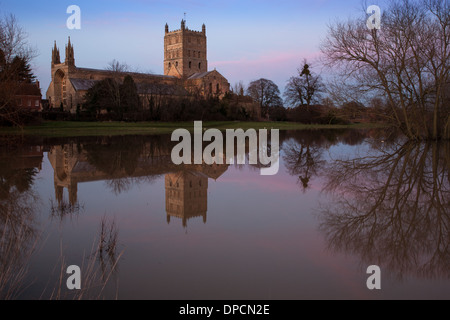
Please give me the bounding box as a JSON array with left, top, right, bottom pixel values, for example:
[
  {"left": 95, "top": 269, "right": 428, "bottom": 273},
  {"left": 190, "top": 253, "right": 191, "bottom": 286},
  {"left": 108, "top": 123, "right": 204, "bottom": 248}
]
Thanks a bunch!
[{"left": 46, "top": 21, "right": 230, "bottom": 112}]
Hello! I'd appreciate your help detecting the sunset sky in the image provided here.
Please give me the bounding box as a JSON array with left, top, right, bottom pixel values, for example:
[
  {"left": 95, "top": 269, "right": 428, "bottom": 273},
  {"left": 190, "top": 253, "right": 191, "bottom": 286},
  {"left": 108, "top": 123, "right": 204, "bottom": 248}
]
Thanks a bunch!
[{"left": 1, "top": 0, "right": 385, "bottom": 96}]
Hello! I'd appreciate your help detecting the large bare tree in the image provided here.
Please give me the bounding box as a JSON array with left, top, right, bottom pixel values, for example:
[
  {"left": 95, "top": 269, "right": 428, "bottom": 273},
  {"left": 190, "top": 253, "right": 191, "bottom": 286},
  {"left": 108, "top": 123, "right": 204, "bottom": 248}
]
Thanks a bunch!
[
  {"left": 0, "top": 14, "right": 37, "bottom": 126},
  {"left": 321, "top": 0, "right": 450, "bottom": 140}
]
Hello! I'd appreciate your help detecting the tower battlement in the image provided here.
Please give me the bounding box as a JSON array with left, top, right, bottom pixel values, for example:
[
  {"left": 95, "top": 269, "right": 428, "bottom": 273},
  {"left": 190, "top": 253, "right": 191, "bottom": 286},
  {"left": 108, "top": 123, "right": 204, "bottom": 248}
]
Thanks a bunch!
[{"left": 164, "top": 20, "right": 208, "bottom": 78}]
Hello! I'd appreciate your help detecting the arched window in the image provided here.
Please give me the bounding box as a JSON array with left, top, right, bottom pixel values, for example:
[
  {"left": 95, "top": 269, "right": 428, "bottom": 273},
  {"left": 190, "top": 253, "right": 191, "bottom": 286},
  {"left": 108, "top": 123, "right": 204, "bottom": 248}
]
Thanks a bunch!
[
  {"left": 168, "top": 62, "right": 171, "bottom": 69},
  {"left": 198, "top": 62, "right": 201, "bottom": 70},
  {"left": 176, "top": 61, "right": 178, "bottom": 67},
  {"left": 216, "top": 84, "right": 220, "bottom": 94},
  {"left": 209, "top": 83, "right": 212, "bottom": 93},
  {"left": 189, "top": 61, "right": 192, "bottom": 69}
]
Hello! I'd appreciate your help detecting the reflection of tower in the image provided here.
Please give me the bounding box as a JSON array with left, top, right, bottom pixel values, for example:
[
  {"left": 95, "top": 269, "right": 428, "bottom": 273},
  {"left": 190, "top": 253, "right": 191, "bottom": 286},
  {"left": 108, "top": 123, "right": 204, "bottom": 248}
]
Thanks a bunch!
[
  {"left": 48, "top": 144, "right": 79, "bottom": 206},
  {"left": 165, "top": 172, "right": 208, "bottom": 227}
]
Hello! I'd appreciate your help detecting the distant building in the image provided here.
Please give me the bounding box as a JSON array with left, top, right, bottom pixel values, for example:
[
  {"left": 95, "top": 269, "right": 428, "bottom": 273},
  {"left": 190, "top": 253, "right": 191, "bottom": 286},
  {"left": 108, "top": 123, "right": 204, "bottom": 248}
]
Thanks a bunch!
[
  {"left": 16, "top": 81, "right": 42, "bottom": 111},
  {"left": 46, "top": 21, "right": 230, "bottom": 112}
]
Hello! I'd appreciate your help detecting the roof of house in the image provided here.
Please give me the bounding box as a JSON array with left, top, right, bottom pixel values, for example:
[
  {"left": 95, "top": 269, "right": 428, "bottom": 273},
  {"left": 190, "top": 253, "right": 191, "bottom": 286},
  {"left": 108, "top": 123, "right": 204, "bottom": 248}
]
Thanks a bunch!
[{"left": 16, "top": 82, "right": 41, "bottom": 96}]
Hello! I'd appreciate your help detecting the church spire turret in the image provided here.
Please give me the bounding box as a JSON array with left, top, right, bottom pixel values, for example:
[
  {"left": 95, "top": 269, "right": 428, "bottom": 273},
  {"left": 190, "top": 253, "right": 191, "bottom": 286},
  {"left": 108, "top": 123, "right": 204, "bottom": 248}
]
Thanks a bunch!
[
  {"left": 52, "top": 41, "right": 61, "bottom": 66},
  {"left": 65, "top": 36, "right": 75, "bottom": 67}
]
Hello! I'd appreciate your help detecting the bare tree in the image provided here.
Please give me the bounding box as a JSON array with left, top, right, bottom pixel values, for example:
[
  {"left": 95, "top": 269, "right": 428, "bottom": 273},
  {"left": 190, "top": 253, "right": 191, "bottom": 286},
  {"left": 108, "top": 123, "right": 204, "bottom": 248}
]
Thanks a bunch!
[
  {"left": 0, "top": 14, "right": 37, "bottom": 126},
  {"left": 284, "top": 59, "right": 323, "bottom": 107},
  {"left": 247, "top": 78, "right": 283, "bottom": 119},
  {"left": 106, "top": 59, "right": 129, "bottom": 73},
  {"left": 233, "top": 81, "right": 245, "bottom": 96},
  {"left": 321, "top": 0, "right": 450, "bottom": 140}
]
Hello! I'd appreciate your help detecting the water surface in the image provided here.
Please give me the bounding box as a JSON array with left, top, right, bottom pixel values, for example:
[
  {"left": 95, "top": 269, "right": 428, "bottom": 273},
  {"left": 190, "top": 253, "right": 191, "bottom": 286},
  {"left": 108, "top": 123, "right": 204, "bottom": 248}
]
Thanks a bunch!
[{"left": 0, "top": 129, "right": 448, "bottom": 300}]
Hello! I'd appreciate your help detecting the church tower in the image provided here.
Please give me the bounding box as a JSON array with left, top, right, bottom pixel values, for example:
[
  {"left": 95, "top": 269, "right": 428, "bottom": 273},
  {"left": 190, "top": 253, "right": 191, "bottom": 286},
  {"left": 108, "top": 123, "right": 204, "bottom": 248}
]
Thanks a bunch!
[{"left": 164, "top": 20, "right": 208, "bottom": 78}]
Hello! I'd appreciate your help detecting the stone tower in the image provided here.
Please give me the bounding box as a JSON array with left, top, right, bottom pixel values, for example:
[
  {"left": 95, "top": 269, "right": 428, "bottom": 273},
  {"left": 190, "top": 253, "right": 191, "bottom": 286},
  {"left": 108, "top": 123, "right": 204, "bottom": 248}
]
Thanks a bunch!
[
  {"left": 164, "top": 20, "right": 208, "bottom": 78},
  {"left": 48, "top": 37, "right": 76, "bottom": 111}
]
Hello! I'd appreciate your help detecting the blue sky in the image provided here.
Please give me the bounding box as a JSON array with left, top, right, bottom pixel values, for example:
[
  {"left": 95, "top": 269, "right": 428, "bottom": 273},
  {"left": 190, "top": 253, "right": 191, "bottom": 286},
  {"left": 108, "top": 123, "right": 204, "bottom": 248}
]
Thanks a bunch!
[{"left": 0, "top": 0, "right": 384, "bottom": 96}]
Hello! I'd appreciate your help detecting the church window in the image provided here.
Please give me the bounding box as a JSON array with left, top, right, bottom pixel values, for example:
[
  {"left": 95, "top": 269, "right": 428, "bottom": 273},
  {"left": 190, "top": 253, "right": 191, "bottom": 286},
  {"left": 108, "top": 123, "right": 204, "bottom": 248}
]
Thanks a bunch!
[
  {"left": 209, "top": 83, "right": 212, "bottom": 93},
  {"left": 176, "top": 61, "right": 178, "bottom": 67},
  {"left": 199, "top": 62, "right": 201, "bottom": 70},
  {"left": 168, "top": 62, "right": 171, "bottom": 68},
  {"left": 217, "top": 84, "right": 220, "bottom": 94}
]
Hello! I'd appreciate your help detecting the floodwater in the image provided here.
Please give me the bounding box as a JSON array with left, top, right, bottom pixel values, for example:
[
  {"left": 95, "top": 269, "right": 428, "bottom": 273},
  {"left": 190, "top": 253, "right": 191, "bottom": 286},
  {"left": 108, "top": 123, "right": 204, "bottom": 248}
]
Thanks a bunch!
[{"left": 0, "top": 129, "right": 449, "bottom": 300}]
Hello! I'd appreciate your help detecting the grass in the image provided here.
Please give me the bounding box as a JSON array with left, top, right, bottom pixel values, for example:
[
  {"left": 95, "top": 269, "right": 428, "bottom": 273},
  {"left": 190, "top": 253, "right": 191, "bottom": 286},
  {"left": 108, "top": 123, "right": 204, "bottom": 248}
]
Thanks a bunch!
[{"left": 0, "top": 121, "right": 386, "bottom": 138}]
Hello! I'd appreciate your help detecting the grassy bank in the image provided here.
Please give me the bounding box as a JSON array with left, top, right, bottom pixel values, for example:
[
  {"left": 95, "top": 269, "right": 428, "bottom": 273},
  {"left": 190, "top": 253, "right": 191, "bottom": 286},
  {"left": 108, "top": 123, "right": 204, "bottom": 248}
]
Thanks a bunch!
[{"left": 0, "top": 121, "right": 386, "bottom": 138}]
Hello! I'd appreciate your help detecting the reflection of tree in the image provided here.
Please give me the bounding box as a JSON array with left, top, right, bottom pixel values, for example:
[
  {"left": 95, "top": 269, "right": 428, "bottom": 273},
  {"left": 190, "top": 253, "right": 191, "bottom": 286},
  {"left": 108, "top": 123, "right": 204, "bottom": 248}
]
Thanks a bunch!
[
  {"left": 50, "top": 198, "right": 83, "bottom": 221},
  {"left": 84, "top": 136, "right": 145, "bottom": 176},
  {"left": 0, "top": 169, "right": 39, "bottom": 299},
  {"left": 320, "top": 141, "right": 450, "bottom": 279},
  {"left": 84, "top": 135, "right": 170, "bottom": 195},
  {"left": 105, "top": 176, "right": 161, "bottom": 196},
  {"left": 283, "top": 140, "right": 324, "bottom": 192},
  {"left": 281, "top": 130, "right": 358, "bottom": 192}
]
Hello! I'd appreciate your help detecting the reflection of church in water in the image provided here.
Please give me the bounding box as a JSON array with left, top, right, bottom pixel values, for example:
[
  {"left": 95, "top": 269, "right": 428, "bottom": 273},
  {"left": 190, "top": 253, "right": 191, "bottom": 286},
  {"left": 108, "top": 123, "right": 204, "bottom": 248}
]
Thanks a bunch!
[
  {"left": 165, "top": 163, "right": 227, "bottom": 227},
  {"left": 48, "top": 143, "right": 228, "bottom": 227}
]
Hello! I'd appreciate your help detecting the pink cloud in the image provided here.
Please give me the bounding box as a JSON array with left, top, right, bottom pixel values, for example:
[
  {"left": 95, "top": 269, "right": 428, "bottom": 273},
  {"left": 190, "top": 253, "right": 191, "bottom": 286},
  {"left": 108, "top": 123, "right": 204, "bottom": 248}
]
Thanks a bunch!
[{"left": 211, "top": 50, "right": 324, "bottom": 88}]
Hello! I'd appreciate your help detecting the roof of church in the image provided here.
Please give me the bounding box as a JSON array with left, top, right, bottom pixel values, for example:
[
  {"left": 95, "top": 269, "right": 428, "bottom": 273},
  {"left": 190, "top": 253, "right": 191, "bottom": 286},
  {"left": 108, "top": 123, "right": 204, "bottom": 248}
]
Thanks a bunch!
[
  {"left": 136, "top": 82, "right": 187, "bottom": 96},
  {"left": 76, "top": 68, "right": 177, "bottom": 80},
  {"left": 70, "top": 78, "right": 97, "bottom": 91},
  {"left": 188, "top": 71, "right": 214, "bottom": 80},
  {"left": 70, "top": 78, "right": 187, "bottom": 96}
]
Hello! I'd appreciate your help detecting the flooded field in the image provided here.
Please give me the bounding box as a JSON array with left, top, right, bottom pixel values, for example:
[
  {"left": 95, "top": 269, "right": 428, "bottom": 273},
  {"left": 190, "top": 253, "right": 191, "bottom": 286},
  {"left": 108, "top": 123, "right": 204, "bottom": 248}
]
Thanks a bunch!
[{"left": 0, "top": 129, "right": 448, "bottom": 300}]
